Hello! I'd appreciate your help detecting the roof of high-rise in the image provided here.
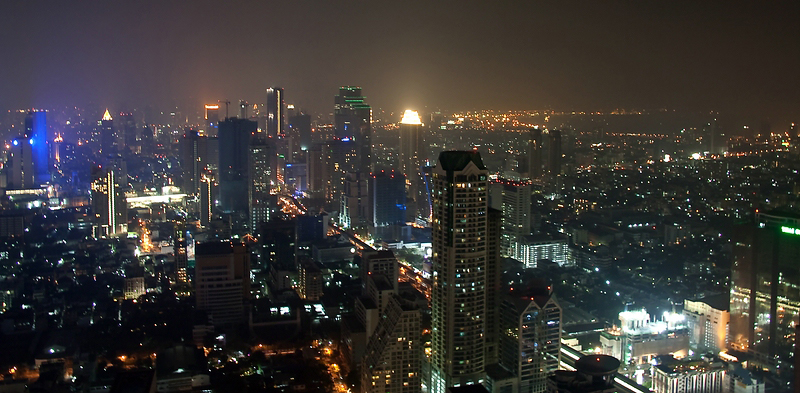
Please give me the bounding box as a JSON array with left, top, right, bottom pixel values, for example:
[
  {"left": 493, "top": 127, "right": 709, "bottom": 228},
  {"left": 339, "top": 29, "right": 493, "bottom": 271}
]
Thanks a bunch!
[{"left": 437, "top": 151, "right": 486, "bottom": 171}]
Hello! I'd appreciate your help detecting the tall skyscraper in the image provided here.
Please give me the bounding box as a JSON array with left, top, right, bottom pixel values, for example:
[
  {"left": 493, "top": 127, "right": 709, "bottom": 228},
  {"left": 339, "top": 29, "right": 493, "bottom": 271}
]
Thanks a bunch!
[
  {"left": 528, "top": 128, "right": 542, "bottom": 180},
  {"left": 490, "top": 180, "right": 533, "bottom": 258},
  {"left": 730, "top": 211, "right": 800, "bottom": 368},
  {"left": 90, "top": 164, "right": 127, "bottom": 238},
  {"left": 249, "top": 140, "right": 274, "bottom": 231},
  {"left": 399, "top": 110, "right": 429, "bottom": 221},
  {"left": 181, "top": 129, "right": 204, "bottom": 196},
  {"left": 119, "top": 112, "right": 137, "bottom": 152},
  {"left": 218, "top": 118, "right": 257, "bottom": 215},
  {"left": 339, "top": 172, "right": 371, "bottom": 230},
  {"left": 25, "top": 111, "right": 49, "bottom": 185},
  {"left": 7, "top": 134, "right": 35, "bottom": 190},
  {"left": 100, "top": 109, "right": 114, "bottom": 155},
  {"left": 266, "top": 87, "right": 285, "bottom": 139},
  {"left": 371, "top": 171, "right": 407, "bottom": 228},
  {"left": 204, "top": 104, "right": 220, "bottom": 137},
  {"left": 195, "top": 241, "right": 250, "bottom": 325},
  {"left": 547, "top": 129, "right": 562, "bottom": 177},
  {"left": 288, "top": 112, "right": 312, "bottom": 155},
  {"left": 498, "top": 290, "right": 562, "bottom": 393},
  {"left": 334, "top": 87, "right": 372, "bottom": 172},
  {"left": 430, "top": 151, "right": 489, "bottom": 392}
]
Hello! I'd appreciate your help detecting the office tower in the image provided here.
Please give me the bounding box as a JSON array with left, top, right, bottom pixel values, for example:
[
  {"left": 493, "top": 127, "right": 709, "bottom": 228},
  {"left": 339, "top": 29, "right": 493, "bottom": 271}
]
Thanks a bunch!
[
  {"left": 217, "top": 118, "right": 257, "bottom": 214},
  {"left": 683, "top": 295, "right": 729, "bottom": 353},
  {"left": 399, "top": 110, "right": 429, "bottom": 221},
  {"left": 361, "top": 294, "right": 422, "bottom": 393},
  {"left": 490, "top": 180, "right": 533, "bottom": 258},
  {"left": 120, "top": 112, "right": 137, "bottom": 151},
  {"left": 307, "top": 144, "right": 326, "bottom": 197},
  {"left": 485, "top": 208, "right": 502, "bottom": 366},
  {"left": 528, "top": 128, "right": 543, "bottom": 180},
  {"left": 140, "top": 125, "right": 154, "bottom": 156},
  {"left": 181, "top": 129, "right": 203, "bottom": 196},
  {"left": 249, "top": 140, "right": 274, "bottom": 231},
  {"left": 124, "top": 269, "right": 146, "bottom": 300},
  {"left": 339, "top": 172, "right": 371, "bottom": 229},
  {"left": 266, "top": 87, "right": 285, "bottom": 139},
  {"left": 334, "top": 87, "right": 372, "bottom": 172},
  {"left": 498, "top": 290, "right": 561, "bottom": 393},
  {"left": 430, "top": 151, "right": 489, "bottom": 392},
  {"left": 730, "top": 211, "right": 800, "bottom": 367},
  {"left": 90, "top": 164, "right": 127, "bottom": 238},
  {"left": 195, "top": 241, "right": 250, "bottom": 325},
  {"left": 106, "top": 154, "right": 129, "bottom": 190},
  {"left": 7, "top": 135, "right": 35, "bottom": 190},
  {"left": 547, "top": 129, "right": 562, "bottom": 177},
  {"left": 360, "top": 250, "right": 399, "bottom": 290},
  {"left": 324, "top": 139, "right": 359, "bottom": 203},
  {"left": 100, "top": 109, "right": 114, "bottom": 154},
  {"left": 24, "top": 111, "right": 49, "bottom": 184},
  {"left": 288, "top": 112, "right": 312, "bottom": 156},
  {"left": 371, "top": 171, "right": 407, "bottom": 229},
  {"left": 238, "top": 100, "right": 248, "bottom": 119},
  {"left": 200, "top": 173, "right": 216, "bottom": 226},
  {"left": 174, "top": 220, "right": 188, "bottom": 282},
  {"left": 204, "top": 105, "right": 220, "bottom": 137}
]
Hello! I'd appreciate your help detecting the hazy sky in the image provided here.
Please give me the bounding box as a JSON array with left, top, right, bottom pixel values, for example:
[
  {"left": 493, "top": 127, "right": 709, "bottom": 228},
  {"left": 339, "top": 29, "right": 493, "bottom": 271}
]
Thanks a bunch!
[{"left": 1, "top": 1, "right": 798, "bottom": 123}]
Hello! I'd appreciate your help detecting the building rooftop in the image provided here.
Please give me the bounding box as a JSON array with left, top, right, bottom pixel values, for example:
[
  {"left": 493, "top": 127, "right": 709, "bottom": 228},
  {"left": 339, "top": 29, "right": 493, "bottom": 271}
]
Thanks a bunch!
[{"left": 438, "top": 151, "right": 486, "bottom": 171}]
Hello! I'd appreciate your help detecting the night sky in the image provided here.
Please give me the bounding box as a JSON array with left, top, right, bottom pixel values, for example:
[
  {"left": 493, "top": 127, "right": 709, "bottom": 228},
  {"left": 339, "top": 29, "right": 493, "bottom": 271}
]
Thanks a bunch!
[{"left": 2, "top": 1, "right": 798, "bottom": 123}]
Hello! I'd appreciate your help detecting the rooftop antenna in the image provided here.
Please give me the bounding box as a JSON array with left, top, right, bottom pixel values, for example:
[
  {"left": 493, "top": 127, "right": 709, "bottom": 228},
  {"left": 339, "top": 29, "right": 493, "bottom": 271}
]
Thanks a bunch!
[{"left": 220, "top": 99, "right": 231, "bottom": 119}]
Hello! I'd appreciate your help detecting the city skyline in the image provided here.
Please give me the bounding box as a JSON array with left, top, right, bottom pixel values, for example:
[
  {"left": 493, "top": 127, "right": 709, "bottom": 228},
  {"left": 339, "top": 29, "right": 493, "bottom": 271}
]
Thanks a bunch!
[{"left": 0, "top": 1, "right": 798, "bottom": 125}]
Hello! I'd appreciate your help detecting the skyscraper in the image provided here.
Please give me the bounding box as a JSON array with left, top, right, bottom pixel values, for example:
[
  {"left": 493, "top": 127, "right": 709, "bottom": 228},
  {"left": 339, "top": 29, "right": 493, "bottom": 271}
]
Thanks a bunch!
[
  {"left": 730, "top": 211, "right": 800, "bottom": 368},
  {"left": 528, "top": 128, "right": 542, "bottom": 180},
  {"left": 181, "top": 129, "right": 203, "bottom": 196},
  {"left": 90, "top": 164, "right": 127, "bottom": 238},
  {"left": 547, "top": 129, "right": 562, "bottom": 177},
  {"left": 7, "top": 134, "right": 35, "bottom": 190},
  {"left": 334, "top": 87, "right": 372, "bottom": 172},
  {"left": 430, "top": 151, "right": 489, "bottom": 392},
  {"left": 204, "top": 104, "right": 220, "bottom": 137},
  {"left": 399, "top": 110, "right": 429, "bottom": 221},
  {"left": 490, "top": 180, "right": 533, "bottom": 258},
  {"left": 100, "top": 109, "right": 114, "bottom": 155},
  {"left": 218, "top": 118, "right": 257, "bottom": 215},
  {"left": 249, "top": 140, "right": 274, "bottom": 231},
  {"left": 339, "top": 172, "right": 371, "bottom": 230},
  {"left": 25, "top": 111, "right": 49, "bottom": 185},
  {"left": 288, "top": 112, "right": 312, "bottom": 155},
  {"left": 266, "top": 87, "right": 285, "bottom": 139},
  {"left": 195, "top": 241, "right": 250, "bottom": 325},
  {"left": 371, "top": 171, "right": 407, "bottom": 229}
]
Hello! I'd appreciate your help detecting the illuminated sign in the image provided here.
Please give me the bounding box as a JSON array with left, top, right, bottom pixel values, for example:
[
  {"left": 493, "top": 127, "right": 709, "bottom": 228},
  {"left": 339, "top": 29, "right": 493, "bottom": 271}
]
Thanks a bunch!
[{"left": 781, "top": 226, "right": 800, "bottom": 235}]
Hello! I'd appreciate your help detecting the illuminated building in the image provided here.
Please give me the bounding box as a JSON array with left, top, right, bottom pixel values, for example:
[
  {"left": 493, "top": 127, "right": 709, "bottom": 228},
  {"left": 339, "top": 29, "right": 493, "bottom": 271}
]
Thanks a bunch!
[
  {"left": 371, "top": 171, "right": 406, "bottom": 239},
  {"left": 399, "top": 110, "right": 429, "bottom": 221},
  {"left": 90, "top": 164, "right": 128, "bottom": 238},
  {"left": 730, "top": 211, "right": 800, "bottom": 368},
  {"left": 124, "top": 269, "right": 146, "bottom": 300},
  {"left": 493, "top": 289, "right": 561, "bottom": 393},
  {"left": 181, "top": 129, "right": 204, "bottom": 196},
  {"left": 25, "top": 111, "right": 49, "bottom": 184},
  {"left": 652, "top": 357, "right": 726, "bottom": 393},
  {"left": 489, "top": 180, "right": 533, "bottom": 257},
  {"left": 99, "top": 109, "right": 114, "bottom": 154},
  {"left": 218, "top": 118, "right": 256, "bottom": 215},
  {"left": 249, "top": 140, "right": 274, "bottom": 231},
  {"left": 288, "top": 112, "right": 312, "bottom": 157},
  {"left": 485, "top": 208, "right": 503, "bottom": 366},
  {"left": 518, "top": 235, "right": 569, "bottom": 268},
  {"left": 323, "top": 139, "right": 358, "bottom": 203},
  {"left": 361, "top": 294, "right": 422, "bottom": 393},
  {"left": 298, "top": 257, "right": 323, "bottom": 301},
  {"left": 266, "top": 87, "right": 284, "bottom": 139},
  {"left": 599, "top": 309, "right": 689, "bottom": 365},
  {"left": 7, "top": 134, "right": 35, "bottom": 190},
  {"left": 683, "top": 295, "right": 729, "bottom": 354},
  {"left": 430, "top": 151, "right": 489, "bottom": 392},
  {"left": 199, "top": 173, "right": 216, "bottom": 226},
  {"left": 174, "top": 220, "right": 188, "bottom": 283},
  {"left": 334, "top": 86, "right": 372, "bottom": 172},
  {"left": 204, "top": 104, "right": 220, "bottom": 137},
  {"left": 119, "top": 112, "right": 137, "bottom": 151},
  {"left": 195, "top": 241, "right": 250, "bottom": 325},
  {"left": 528, "top": 128, "right": 542, "bottom": 180}
]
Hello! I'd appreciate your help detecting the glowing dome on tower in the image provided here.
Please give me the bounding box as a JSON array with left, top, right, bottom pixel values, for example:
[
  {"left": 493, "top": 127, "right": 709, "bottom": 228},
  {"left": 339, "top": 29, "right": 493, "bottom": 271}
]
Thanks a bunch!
[{"left": 400, "top": 110, "right": 422, "bottom": 125}]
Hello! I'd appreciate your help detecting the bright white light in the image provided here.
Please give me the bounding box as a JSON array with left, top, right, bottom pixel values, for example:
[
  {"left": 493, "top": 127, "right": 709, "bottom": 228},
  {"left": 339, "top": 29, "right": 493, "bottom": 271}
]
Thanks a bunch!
[{"left": 400, "top": 110, "right": 422, "bottom": 125}]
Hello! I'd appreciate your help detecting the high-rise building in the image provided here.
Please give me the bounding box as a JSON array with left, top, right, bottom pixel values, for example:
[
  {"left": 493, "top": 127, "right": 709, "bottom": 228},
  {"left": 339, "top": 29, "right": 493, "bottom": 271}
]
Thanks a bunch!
[
  {"left": 498, "top": 290, "right": 562, "bottom": 393},
  {"left": 339, "top": 172, "right": 370, "bottom": 230},
  {"left": 652, "top": 357, "right": 726, "bottom": 393},
  {"left": 249, "top": 140, "right": 274, "bottom": 231},
  {"left": 430, "top": 151, "right": 489, "bottom": 392},
  {"left": 399, "top": 110, "right": 429, "bottom": 222},
  {"left": 485, "top": 207, "right": 503, "bottom": 367},
  {"left": 683, "top": 295, "right": 729, "bottom": 354},
  {"left": 371, "top": 171, "right": 407, "bottom": 228},
  {"left": 181, "top": 129, "right": 204, "bottom": 196},
  {"left": 324, "top": 139, "right": 359, "bottom": 203},
  {"left": 266, "top": 87, "right": 285, "bottom": 139},
  {"left": 119, "top": 112, "right": 137, "bottom": 152},
  {"left": 298, "top": 257, "right": 323, "bottom": 301},
  {"left": 174, "top": 220, "right": 188, "bottom": 282},
  {"left": 90, "top": 164, "right": 127, "bottom": 238},
  {"left": 334, "top": 87, "right": 372, "bottom": 173},
  {"left": 489, "top": 180, "right": 533, "bottom": 257},
  {"left": 528, "top": 128, "right": 543, "bottom": 180},
  {"left": 195, "top": 241, "right": 250, "bottom": 325},
  {"left": 730, "top": 211, "right": 800, "bottom": 368},
  {"left": 547, "top": 130, "right": 562, "bottom": 177},
  {"left": 218, "top": 118, "right": 257, "bottom": 214},
  {"left": 288, "top": 112, "right": 312, "bottom": 156},
  {"left": 199, "top": 173, "right": 216, "bottom": 227},
  {"left": 7, "top": 134, "right": 35, "bottom": 190},
  {"left": 100, "top": 109, "right": 115, "bottom": 155},
  {"left": 204, "top": 105, "right": 220, "bottom": 137},
  {"left": 25, "top": 111, "right": 49, "bottom": 185},
  {"left": 361, "top": 294, "right": 422, "bottom": 393}
]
